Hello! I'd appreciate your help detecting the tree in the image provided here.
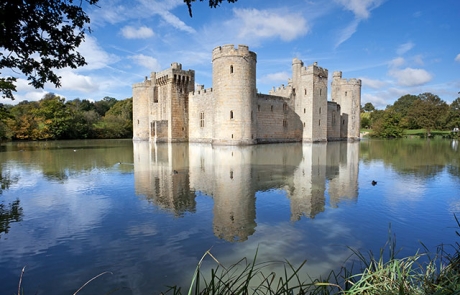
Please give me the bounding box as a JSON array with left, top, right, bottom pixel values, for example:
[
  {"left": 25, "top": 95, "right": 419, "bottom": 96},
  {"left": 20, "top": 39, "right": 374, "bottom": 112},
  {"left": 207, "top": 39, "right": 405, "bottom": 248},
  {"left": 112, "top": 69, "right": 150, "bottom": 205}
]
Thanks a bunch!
[
  {"left": 1, "top": 0, "right": 238, "bottom": 100},
  {"left": 0, "top": 0, "right": 100, "bottom": 99},
  {"left": 408, "top": 93, "right": 449, "bottom": 135},
  {"left": 185, "top": 0, "right": 238, "bottom": 16},
  {"left": 371, "top": 110, "right": 404, "bottom": 138},
  {"left": 363, "top": 102, "right": 375, "bottom": 112},
  {"left": 94, "top": 96, "right": 117, "bottom": 116},
  {"left": 445, "top": 97, "right": 460, "bottom": 130},
  {"left": 389, "top": 94, "right": 419, "bottom": 129}
]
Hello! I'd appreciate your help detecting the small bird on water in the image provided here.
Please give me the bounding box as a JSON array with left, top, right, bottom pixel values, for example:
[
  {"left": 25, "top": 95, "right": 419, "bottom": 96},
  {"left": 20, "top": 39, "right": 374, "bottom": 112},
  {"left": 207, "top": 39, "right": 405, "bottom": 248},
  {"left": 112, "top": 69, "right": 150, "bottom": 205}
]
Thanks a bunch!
[{"left": 372, "top": 180, "right": 377, "bottom": 186}]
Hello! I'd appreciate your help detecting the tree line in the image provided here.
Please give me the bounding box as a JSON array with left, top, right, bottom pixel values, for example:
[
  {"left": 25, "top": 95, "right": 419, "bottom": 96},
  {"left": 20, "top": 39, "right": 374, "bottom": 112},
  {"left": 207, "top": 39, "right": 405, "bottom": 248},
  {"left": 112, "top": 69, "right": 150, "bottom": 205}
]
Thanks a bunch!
[
  {"left": 0, "top": 93, "right": 132, "bottom": 141},
  {"left": 361, "top": 92, "right": 460, "bottom": 138}
]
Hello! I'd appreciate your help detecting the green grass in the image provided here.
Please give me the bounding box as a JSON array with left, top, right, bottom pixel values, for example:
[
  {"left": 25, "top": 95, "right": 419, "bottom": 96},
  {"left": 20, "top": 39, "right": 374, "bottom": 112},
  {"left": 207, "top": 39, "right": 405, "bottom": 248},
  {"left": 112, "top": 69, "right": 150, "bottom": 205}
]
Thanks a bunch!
[{"left": 163, "top": 220, "right": 460, "bottom": 295}]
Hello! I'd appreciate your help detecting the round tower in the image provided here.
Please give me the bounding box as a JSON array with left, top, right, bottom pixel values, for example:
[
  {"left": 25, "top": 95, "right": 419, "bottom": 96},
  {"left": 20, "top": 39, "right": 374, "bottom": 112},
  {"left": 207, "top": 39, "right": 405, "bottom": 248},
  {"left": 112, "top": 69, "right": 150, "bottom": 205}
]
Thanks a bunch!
[
  {"left": 212, "top": 44, "right": 257, "bottom": 145},
  {"left": 132, "top": 75, "right": 154, "bottom": 141}
]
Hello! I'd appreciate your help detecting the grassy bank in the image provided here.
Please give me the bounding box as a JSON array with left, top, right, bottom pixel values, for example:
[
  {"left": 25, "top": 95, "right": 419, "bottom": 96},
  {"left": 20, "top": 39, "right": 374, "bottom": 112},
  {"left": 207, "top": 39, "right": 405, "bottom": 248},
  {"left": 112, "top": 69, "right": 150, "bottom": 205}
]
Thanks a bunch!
[{"left": 164, "top": 223, "right": 460, "bottom": 295}]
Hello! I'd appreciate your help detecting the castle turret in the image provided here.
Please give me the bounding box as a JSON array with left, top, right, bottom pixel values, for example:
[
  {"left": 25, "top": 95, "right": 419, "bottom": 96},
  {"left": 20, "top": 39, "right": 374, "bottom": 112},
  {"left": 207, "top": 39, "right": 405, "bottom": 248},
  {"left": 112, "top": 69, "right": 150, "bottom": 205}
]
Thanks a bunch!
[
  {"left": 331, "top": 71, "right": 361, "bottom": 140},
  {"left": 211, "top": 44, "right": 257, "bottom": 145},
  {"left": 132, "top": 76, "right": 154, "bottom": 141}
]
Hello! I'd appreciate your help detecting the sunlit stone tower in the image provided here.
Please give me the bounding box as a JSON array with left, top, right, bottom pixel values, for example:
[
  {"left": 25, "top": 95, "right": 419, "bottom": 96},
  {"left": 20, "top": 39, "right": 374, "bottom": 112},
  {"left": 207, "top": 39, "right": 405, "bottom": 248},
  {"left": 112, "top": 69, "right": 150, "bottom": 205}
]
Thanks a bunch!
[
  {"left": 211, "top": 45, "right": 258, "bottom": 145},
  {"left": 331, "top": 71, "right": 362, "bottom": 141},
  {"left": 292, "top": 60, "right": 328, "bottom": 142}
]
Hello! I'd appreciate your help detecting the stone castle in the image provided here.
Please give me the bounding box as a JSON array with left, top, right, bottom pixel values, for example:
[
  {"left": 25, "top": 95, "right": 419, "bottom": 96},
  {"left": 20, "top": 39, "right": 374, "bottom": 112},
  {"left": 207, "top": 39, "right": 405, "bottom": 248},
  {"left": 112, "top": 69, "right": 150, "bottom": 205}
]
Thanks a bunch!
[{"left": 132, "top": 44, "right": 361, "bottom": 144}]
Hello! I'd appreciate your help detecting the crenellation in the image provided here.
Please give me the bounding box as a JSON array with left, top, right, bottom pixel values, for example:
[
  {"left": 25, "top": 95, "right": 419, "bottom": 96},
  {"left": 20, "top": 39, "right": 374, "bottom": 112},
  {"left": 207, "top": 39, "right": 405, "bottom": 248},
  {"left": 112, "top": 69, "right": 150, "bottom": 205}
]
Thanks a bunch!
[{"left": 132, "top": 44, "right": 361, "bottom": 144}]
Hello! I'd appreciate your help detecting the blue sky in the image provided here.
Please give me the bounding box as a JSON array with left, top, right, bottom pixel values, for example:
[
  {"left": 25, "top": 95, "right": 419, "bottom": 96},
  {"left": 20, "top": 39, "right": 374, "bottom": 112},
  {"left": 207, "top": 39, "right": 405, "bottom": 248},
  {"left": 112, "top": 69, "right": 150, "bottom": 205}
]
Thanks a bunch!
[{"left": 6, "top": 0, "right": 460, "bottom": 109}]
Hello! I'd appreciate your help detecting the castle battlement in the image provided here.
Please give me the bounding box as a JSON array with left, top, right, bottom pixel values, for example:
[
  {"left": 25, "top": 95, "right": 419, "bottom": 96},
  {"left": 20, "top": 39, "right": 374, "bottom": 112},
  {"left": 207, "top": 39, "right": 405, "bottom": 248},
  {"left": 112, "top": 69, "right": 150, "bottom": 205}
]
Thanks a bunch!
[
  {"left": 304, "top": 62, "right": 328, "bottom": 77},
  {"left": 212, "top": 44, "right": 257, "bottom": 63},
  {"left": 332, "top": 71, "right": 361, "bottom": 85},
  {"left": 191, "top": 86, "right": 213, "bottom": 96},
  {"left": 268, "top": 83, "right": 293, "bottom": 97}
]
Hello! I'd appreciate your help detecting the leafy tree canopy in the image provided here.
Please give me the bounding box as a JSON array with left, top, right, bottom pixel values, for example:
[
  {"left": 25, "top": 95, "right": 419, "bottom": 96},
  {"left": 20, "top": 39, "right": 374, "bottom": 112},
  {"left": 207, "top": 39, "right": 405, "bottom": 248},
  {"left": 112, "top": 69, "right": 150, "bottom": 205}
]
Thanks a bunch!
[
  {"left": 408, "top": 92, "right": 449, "bottom": 134},
  {"left": 184, "top": 0, "right": 237, "bottom": 16},
  {"left": 363, "top": 102, "right": 375, "bottom": 112},
  {"left": 1, "top": 0, "right": 237, "bottom": 100},
  {"left": 0, "top": 0, "right": 100, "bottom": 100}
]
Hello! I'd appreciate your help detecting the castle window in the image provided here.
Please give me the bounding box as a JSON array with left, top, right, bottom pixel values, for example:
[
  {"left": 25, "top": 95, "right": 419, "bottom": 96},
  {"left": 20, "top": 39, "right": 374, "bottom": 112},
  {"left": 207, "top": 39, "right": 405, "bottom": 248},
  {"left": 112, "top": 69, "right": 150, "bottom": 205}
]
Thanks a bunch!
[
  {"left": 230, "top": 170, "right": 233, "bottom": 179},
  {"left": 283, "top": 119, "right": 288, "bottom": 128},
  {"left": 230, "top": 110, "right": 234, "bottom": 119},
  {"left": 153, "top": 89, "right": 158, "bottom": 103},
  {"left": 319, "top": 119, "right": 321, "bottom": 126},
  {"left": 251, "top": 111, "right": 253, "bottom": 122},
  {"left": 345, "top": 91, "right": 348, "bottom": 96},
  {"left": 137, "top": 120, "right": 139, "bottom": 125},
  {"left": 343, "top": 119, "right": 345, "bottom": 125},
  {"left": 200, "top": 112, "right": 204, "bottom": 128},
  {"left": 320, "top": 89, "right": 322, "bottom": 96},
  {"left": 304, "top": 108, "right": 306, "bottom": 114},
  {"left": 283, "top": 103, "right": 288, "bottom": 112},
  {"left": 304, "top": 89, "right": 307, "bottom": 95},
  {"left": 319, "top": 107, "right": 322, "bottom": 114},
  {"left": 230, "top": 65, "right": 233, "bottom": 74},
  {"left": 271, "top": 105, "right": 273, "bottom": 112},
  {"left": 303, "top": 122, "right": 305, "bottom": 127}
]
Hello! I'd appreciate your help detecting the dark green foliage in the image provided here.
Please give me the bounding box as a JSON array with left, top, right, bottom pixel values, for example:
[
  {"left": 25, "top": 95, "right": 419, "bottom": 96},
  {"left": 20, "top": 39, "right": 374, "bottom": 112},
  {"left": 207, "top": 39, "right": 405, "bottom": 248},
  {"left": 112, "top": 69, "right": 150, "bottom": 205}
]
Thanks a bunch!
[
  {"left": 363, "top": 102, "right": 375, "bottom": 112},
  {"left": 371, "top": 110, "right": 404, "bottom": 138},
  {"left": 0, "top": 0, "right": 100, "bottom": 99},
  {"left": 1, "top": 93, "right": 132, "bottom": 140},
  {"left": 368, "top": 92, "right": 454, "bottom": 138},
  {"left": 407, "top": 93, "right": 449, "bottom": 135}
]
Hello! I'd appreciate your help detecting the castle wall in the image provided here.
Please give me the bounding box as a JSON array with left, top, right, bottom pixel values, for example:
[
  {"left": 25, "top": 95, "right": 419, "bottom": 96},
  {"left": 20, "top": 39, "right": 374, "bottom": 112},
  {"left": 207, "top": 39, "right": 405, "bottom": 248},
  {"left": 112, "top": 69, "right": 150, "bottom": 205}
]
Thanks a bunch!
[
  {"left": 256, "top": 94, "right": 302, "bottom": 143},
  {"left": 327, "top": 101, "right": 341, "bottom": 140},
  {"left": 189, "top": 86, "right": 214, "bottom": 143}
]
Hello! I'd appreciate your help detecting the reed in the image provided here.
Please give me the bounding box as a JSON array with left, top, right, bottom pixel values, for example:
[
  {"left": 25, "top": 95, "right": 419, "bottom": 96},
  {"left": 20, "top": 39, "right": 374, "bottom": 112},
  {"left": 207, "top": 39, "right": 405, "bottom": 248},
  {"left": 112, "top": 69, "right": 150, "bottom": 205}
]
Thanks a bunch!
[{"left": 163, "top": 221, "right": 460, "bottom": 295}]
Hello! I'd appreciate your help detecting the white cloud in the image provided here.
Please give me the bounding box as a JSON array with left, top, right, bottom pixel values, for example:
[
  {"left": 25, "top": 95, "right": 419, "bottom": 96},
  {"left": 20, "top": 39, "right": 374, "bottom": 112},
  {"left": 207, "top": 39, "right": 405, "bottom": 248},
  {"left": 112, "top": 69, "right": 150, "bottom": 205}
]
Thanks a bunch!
[
  {"left": 59, "top": 71, "right": 99, "bottom": 93},
  {"left": 233, "top": 8, "right": 308, "bottom": 42},
  {"left": 335, "top": 19, "right": 360, "bottom": 48},
  {"left": 121, "top": 26, "right": 154, "bottom": 39},
  {"left": 360, "top": 77, "right": 387, "bottom": 89},
  {"left": 334, "top": 0, "right": 385, "bottom": 47},
  {"left": 262, "top": 72, "right": 290, "bottom": 83},
  {"left": 396, "top": 41, "right": 414, "bottom": 55},
  {"left": 413, "top": 54, "right": 424, "bottom": 66},
  {"left": 335, "top": 0, "right": 385, "bottom": 19},
  {"left": 389, "top": 67, "right": 433, "bottom": 87},
  {"left": 157, "top": 11, "right": 196, "bottom": 34},
  {"left": 389, "top": 57, "right": 405, "bottom": 68},
  {"left": 129, "top": 54, "right": 162, "bottom": 71},
  {"left": 77, "top": 36, "right": 118, "bottom": 71},
  {"left": 455, "top": 54, "right": 460, "bottom": 62}
]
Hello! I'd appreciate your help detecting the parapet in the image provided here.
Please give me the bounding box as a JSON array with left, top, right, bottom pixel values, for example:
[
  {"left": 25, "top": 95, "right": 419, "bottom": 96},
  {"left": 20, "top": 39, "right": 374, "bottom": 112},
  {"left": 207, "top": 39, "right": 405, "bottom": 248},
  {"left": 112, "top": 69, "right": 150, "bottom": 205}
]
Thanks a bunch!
[
  {"left": 171, "top": 62, "right": 182, "bottom": 70},
  {"left": 212, "top": 44, "right": 257, "bottom": 62},
  {"left": 191, "top": 87, "right": 213, "bottom": 96},
  {"left": 333, "top": 74, "right": 362, "bottom": 86},
  {"left": 305, "top": 62, "right": 328, "bottom": 78}
]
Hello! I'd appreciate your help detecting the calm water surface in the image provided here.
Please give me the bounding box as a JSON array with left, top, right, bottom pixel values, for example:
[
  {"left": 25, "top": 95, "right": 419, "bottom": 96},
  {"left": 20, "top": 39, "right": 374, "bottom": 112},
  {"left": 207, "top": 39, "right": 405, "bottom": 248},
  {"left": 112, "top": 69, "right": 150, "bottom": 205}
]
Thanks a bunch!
[{"left": 0, "top": 139, "right": 459, "bottom": 294}]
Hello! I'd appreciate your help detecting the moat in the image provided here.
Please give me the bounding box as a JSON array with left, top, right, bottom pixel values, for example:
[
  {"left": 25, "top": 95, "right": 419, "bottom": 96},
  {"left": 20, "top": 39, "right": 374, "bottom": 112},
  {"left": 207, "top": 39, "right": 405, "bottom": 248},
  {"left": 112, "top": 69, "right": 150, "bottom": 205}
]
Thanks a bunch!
[{"left": 0, "top": 139, "right": 459, "bottom": 294}]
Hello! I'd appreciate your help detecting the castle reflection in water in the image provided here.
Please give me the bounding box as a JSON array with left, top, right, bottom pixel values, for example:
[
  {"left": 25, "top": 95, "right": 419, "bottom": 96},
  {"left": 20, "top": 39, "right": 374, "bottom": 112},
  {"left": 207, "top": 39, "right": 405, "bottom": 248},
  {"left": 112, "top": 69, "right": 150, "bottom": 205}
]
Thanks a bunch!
[{"left": 133, "top": 142, "right": 359, "bottom": 242}]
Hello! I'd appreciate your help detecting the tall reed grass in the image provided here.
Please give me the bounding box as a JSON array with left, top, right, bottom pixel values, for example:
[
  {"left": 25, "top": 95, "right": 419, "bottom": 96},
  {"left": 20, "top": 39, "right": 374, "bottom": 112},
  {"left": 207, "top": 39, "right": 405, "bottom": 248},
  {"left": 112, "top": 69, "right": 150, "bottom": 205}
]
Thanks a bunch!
[{"left": 163, "top": 220, "right": 460, "bottom": 295}]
